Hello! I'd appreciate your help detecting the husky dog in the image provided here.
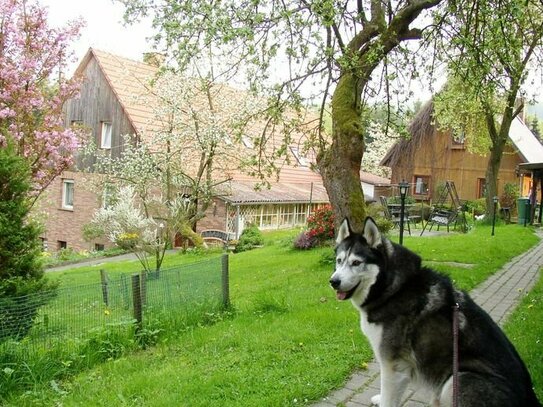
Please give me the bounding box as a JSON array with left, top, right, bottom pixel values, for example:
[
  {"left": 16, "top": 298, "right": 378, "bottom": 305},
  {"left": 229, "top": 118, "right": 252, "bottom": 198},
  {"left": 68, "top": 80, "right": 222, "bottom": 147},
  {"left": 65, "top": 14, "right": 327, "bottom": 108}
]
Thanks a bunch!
[{"left": 330, "top": 217, "right": 541, "bottom": 407}]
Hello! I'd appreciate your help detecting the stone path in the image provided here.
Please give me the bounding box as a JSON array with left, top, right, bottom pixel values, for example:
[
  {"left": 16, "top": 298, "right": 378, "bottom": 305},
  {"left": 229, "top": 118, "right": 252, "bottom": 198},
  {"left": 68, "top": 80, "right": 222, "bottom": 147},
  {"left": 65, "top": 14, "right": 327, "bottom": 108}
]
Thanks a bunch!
[{"left": 313, "top": 231, "right": 543, "bottom": 407}]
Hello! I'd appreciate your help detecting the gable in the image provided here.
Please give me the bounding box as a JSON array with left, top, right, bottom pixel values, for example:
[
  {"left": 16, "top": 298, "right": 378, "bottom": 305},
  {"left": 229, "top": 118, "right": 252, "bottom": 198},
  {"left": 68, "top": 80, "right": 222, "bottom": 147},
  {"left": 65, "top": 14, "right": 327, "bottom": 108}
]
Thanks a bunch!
[{"left": 508, "top": 117, "right": 543, "bottom": 163}]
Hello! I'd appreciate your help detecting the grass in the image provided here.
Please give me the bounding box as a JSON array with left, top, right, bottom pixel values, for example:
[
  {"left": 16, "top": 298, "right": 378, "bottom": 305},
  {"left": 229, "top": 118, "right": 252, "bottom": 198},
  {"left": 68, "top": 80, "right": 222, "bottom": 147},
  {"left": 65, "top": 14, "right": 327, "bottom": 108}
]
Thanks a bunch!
[
  {"left": 46, "top": 247, "right": 225, "bottom": 287},
  {"left": 504, "top": 273, "right": 543, "bottom": 401},
  {"left": 401, "top": 223, "right": 540, "bottom": 290},
  {"left": 2, "top": 223, "right": 541, "bottom": 406}
]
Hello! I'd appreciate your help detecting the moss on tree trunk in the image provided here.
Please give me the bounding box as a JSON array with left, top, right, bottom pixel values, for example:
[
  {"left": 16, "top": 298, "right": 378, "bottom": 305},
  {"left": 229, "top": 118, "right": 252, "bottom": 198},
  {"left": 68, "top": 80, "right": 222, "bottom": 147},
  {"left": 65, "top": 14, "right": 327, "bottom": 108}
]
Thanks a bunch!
[{"left": 318, "top": 72, "right": 367, "bottom": 232}]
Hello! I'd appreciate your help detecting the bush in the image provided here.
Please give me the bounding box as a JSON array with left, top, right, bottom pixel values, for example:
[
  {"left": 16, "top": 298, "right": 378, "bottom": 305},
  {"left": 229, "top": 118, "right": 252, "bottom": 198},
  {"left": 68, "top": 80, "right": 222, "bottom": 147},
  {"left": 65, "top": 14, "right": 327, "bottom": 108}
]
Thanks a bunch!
[
  {"left": 293, "top": 231, "right": 318, "bottom": 250},
  {"left": 0, "top": 146, "right": 57, "bottom": 341},
  {"left": 306, "top": 205, "right": 335, "bottom": 242},
  {"left": 234, "top": 224, "right": 264, "bottom": 253},
  {"left": 366, "top": 202, "right": 395, "bottom": 234},
  {"left": 500, "top": 183, "right": 520, "bottom": 213},
  {"left": 464, "top": 199, "right": 486, "bottom": 216}
]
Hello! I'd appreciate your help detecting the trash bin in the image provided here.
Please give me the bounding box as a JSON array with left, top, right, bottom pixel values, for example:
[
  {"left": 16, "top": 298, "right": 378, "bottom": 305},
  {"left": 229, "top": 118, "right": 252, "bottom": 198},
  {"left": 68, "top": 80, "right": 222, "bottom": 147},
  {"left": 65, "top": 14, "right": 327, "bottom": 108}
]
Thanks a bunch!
[{"left": 517, "top": 198, "right": 530, "bottom": 225}]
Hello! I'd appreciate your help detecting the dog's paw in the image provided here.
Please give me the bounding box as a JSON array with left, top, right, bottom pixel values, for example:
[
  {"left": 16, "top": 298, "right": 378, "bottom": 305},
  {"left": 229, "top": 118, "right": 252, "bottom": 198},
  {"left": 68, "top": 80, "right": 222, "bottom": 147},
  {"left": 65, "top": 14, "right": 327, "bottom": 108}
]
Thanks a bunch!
[{"left": 370, "top": 394, "right": 381, "bottom": 405}]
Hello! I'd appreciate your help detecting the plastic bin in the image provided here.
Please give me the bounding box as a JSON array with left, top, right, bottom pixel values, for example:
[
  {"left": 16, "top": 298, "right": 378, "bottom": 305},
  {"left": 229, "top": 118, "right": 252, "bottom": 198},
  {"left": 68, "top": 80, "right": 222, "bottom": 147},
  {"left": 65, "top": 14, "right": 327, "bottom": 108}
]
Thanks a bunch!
[{"left": 517, "top": 198, "right": 530, "bottom": 225}]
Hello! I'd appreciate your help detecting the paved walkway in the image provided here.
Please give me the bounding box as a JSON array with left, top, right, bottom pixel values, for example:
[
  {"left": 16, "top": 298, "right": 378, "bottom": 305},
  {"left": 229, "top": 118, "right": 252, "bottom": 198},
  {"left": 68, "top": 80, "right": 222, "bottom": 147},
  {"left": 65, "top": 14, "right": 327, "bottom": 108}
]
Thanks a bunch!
[
  {"left": 45, "top": 249, "right": 180, "bottom": 272},
  {"left": 313, "top": 231, "right": 543, "bottom": 407}
]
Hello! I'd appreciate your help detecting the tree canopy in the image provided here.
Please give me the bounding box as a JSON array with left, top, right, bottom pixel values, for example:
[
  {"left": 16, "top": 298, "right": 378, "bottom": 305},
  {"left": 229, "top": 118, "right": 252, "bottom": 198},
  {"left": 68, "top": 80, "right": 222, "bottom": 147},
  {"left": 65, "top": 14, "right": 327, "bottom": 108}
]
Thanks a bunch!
[
  {"left": 0, "top": 0, "right": 84, "bottom": 202},
  {"left": 118, "top": 0, "right": 444, "bottom": 230},
  {"left": 434, "top": 0, "right": 543, "bottom": 216}
]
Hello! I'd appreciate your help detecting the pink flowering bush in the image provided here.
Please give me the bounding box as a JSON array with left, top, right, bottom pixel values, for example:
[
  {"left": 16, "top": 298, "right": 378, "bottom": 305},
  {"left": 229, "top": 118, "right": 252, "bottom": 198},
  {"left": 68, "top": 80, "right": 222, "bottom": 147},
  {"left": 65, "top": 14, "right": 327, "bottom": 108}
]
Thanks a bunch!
[
  {"left": 294, "top": 205, "right": 335, "bottom": 250},
  {"left": 306, "top": 205, "right": 335, "bottom": 241},
  {"left": 293, "top": 231, "right": 317, "bottom": 250},
  {"left": 0, "top": 0, "right": 84, "bottom": 199}
]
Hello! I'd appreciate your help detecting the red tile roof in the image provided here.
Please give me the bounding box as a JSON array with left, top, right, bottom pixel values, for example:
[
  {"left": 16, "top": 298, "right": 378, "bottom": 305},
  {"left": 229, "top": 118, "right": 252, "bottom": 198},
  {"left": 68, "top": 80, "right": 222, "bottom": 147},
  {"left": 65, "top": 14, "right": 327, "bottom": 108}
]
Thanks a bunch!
[{"left": 74, "top": 48, "right": 389, "bottom": 204}]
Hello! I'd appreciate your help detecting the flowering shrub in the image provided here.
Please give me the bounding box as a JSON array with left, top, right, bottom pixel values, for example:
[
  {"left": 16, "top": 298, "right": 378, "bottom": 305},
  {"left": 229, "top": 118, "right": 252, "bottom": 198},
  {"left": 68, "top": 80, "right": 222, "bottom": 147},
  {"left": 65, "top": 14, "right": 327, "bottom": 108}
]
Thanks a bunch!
[
  {"left": 306, "top": 205, "right": 335, "bottom": 242},
  {"left": 0, "top": 0, "right": 84, "bottom": 196},
  {"left": 293, "top": 205, "right": 335, "bottom": 250},
  {"left": 116, "top": 232, "right": 140, "bottom": 250},
  {"left": 293, "top": 231, "right": 317, "bottom": 250}
]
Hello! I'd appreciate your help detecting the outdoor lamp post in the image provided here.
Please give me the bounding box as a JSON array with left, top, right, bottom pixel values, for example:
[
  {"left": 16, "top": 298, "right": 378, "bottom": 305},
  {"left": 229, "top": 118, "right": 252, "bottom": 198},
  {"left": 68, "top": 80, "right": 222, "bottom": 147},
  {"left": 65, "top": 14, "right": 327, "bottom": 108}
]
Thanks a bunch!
[
  {"left": 399, "top": 180, "right": 409, "bottom": 245},
  {"left": 492, "top": 196, "right": 499, "bottom": 236}
]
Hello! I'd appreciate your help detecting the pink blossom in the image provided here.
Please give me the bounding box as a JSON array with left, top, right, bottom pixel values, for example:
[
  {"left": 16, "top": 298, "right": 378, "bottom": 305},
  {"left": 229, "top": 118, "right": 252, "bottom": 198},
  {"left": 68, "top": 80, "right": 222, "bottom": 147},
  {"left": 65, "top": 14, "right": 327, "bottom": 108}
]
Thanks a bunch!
[{"left": 0, "top": 0, "right": 84, "bottom": 197}]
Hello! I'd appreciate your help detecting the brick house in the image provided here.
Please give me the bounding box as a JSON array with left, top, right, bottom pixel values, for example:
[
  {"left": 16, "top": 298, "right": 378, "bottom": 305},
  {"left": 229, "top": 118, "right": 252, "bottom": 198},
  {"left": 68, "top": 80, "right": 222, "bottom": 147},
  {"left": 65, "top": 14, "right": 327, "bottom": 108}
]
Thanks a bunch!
[{"left": 36, "top": 48, "right": 389, "bottom": 252}]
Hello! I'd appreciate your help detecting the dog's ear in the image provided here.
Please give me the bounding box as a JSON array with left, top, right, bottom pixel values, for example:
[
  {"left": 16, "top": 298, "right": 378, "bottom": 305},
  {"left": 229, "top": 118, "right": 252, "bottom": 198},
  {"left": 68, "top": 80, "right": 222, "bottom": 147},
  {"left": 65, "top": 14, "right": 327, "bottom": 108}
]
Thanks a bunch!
[
  {"left": 363, "top": 217, "right": 382, "bottom": 248},
  {"left": 336, "top": 218, "right": 351, "bottom": 244}
]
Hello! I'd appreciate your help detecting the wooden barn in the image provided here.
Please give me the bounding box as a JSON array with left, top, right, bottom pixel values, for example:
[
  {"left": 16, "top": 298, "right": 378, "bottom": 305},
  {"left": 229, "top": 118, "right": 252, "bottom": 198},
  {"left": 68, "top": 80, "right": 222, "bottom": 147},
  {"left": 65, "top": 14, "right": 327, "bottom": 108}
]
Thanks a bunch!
[
  {"left": 380, "top": 101, "right": 543, "bottom": 203},
  {"left": 37, "top": 48, "right": 389, "bottom": 252}
]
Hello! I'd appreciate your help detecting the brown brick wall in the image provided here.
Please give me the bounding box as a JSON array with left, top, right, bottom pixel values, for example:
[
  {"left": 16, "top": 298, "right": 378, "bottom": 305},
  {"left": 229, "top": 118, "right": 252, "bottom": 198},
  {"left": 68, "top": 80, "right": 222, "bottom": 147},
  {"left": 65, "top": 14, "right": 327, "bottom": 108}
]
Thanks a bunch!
[
  {"left": 36, "top": 178, "right": 232, "bottom": 252},
  {"left": 197, "top": 198, "right": 228, "bottom": 232},
  {"left": 35, "top": 171, "right": 112, "bottom": 253}
]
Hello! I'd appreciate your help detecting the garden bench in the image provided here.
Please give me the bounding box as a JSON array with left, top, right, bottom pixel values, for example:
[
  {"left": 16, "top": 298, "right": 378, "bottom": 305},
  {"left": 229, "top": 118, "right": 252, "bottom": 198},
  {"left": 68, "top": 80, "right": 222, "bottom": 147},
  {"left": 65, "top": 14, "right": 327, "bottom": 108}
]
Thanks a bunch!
[{"left": 200, "top": 230, "right": 235, "bottom": 247}]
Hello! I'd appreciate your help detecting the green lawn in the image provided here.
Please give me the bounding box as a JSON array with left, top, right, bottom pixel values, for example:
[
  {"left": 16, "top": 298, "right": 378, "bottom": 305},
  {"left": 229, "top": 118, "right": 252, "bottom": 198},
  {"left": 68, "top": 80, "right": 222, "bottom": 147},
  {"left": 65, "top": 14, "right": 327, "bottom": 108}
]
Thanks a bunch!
[
  {"left": 3, "top": 224, "right": 541, "bottom": 406},
  {"left": 504, "top": 272, "right": 543, "bottom": 401}
]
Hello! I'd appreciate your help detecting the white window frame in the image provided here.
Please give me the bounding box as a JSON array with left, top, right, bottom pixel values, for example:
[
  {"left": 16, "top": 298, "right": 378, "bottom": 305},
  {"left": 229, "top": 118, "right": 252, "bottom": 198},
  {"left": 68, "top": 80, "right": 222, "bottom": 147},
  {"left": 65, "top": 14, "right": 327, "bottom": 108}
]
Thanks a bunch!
[
  {"left": 414, "top": 175, "right": 430, "bottom": 196},
  {"left": 62, "top": 179, "right": 74, "bottom": 210},
  {"left": 101, "top": 122, "right": 112, "bottom": 149},
  {"left": 242, "top": 135, "right": 254, "bottom": 148}
]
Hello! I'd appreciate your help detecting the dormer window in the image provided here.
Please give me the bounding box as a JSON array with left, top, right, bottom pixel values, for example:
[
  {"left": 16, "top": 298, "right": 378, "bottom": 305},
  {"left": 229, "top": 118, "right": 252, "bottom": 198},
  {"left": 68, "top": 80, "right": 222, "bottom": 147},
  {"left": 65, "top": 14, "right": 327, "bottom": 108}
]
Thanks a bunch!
[
  {"left": 290, "top": 146, "right": 309, "bottom": 167},
  {"left": 452, "top": 129, "right": 465, "bottom": 149},
  {"left": 242, "top": 135, "right": 254, "bottom": 148}
]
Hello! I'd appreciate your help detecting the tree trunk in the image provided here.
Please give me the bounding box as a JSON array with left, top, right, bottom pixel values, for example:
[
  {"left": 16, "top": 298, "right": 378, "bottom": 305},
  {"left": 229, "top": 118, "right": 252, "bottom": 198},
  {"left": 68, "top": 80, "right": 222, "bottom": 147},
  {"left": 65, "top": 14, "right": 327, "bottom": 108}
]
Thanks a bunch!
[
  {"left": 485, "top": 144, "right": 503, "bottom": 220},
  {"left": 317, "top": 73, "right": 367, "bottom": 233},
  {"left": 485, "top": 120, "right": 510, "bottom": 220}
]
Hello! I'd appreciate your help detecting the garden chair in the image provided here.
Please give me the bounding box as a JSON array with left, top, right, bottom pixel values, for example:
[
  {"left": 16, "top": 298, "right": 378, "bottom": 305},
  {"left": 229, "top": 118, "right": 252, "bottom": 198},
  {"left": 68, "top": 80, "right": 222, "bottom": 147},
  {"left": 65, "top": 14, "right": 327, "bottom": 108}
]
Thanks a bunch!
[{"left": 380, "top": 196, "right": 412, "bottom": 235}]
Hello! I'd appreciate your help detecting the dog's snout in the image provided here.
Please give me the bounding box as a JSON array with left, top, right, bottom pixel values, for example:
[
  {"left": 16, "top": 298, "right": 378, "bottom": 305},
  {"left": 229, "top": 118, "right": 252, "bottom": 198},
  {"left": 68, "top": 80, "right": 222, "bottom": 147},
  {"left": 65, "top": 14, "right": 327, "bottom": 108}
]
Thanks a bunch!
[{"left": 330, "top": 277, "right": 341, "bottom": 289}]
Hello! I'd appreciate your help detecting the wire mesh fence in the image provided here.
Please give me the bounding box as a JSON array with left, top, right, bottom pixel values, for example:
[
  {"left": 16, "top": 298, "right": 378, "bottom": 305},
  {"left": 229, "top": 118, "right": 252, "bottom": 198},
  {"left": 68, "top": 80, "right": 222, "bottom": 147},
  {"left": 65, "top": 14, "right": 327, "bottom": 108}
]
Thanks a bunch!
[{"left": 0, "top": 255, "right": 228, "bottom": 358}]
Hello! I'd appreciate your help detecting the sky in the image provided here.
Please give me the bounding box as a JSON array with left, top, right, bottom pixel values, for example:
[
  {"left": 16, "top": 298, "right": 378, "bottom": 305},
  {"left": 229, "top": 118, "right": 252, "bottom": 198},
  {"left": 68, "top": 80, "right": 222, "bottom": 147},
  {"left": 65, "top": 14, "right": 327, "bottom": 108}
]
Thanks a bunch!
[
  {"left": 39, "top": 0, "right": 543, "bottom": 112},
  {"left": 38, "top": 0, "right": 441, "bottom": 105},
  {"left": 41, "top": 0, "right": 154, "bottom": 73}
]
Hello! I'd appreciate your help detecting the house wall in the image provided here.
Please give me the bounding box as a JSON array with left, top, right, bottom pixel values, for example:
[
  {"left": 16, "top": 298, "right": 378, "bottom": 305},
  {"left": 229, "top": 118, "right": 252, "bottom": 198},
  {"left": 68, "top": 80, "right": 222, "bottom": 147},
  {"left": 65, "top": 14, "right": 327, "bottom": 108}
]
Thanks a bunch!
[
  {"left": 197, "top": 198, "right": 229, "bottom": 232},
  {"left": 37, "top": 54, "right": 139, "bottom": 252},
  {"left": 36, "top": 171, "right": 111, "bottom": 252},
  {"left": 391, "top": 128, "right": 522, "bottom": 202},
  {"left": 65, "top": 56, "right": 137, "bottom": 167}
]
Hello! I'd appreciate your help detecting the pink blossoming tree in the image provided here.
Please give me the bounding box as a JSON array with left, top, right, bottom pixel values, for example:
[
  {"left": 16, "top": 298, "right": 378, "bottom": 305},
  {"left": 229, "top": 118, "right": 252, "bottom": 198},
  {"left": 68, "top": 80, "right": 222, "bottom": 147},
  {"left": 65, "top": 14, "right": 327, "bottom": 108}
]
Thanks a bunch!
[{"left": 0, "top": 0, "right": 84, "bottom": 203}]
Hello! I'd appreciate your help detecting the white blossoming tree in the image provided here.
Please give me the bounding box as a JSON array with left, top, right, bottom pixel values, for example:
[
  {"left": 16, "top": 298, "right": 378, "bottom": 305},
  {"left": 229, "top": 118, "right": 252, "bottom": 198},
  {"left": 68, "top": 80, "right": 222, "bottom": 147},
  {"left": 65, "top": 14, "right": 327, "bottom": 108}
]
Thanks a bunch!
[
  {"left": 89, "top": 186, "right": 157, "bottom": 271},
  {"left": 85, "top": 70, "right": 262, "bottom": 260},
  {"left": 362, "top": 122, "right": 397, "bottom": 179}
]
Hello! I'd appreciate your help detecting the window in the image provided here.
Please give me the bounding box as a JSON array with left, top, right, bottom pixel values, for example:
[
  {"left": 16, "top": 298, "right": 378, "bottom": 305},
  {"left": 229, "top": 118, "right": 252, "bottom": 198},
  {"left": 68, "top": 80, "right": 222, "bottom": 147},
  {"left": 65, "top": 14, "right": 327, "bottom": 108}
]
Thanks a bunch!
[
  {"left": 451, "top": 129, "right": 465, "bottom": 148},
  {"left": 57, "top": 241, "right": 67, "bottom": 250},
  {"left": 477, "top": 178, "right": 487, "bottom": 199},
  {"left": 101, "top": 122, "right": 112, "bottom": 149},
  {"left": 242, "top": 135, "right": 254, "bottom": 148},
  {"left": 413, "top": 175, "right": 430, "bottom": 196},
  {"left": 62, "top": 179, "right": 74, "bottom": 209},
  {"left": 290, "top": 146, "right": 309, "bottom": 167},
  {"left": 95, "top": 243, "right": 105, "bottom": 251}
]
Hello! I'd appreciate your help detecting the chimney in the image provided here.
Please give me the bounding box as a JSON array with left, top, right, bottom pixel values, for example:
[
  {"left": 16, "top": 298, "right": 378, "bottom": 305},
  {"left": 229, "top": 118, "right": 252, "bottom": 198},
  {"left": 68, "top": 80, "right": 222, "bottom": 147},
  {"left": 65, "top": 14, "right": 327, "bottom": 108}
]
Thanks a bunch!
[{"left": 143, "top": 52, "right": 166, "bottom": 67}]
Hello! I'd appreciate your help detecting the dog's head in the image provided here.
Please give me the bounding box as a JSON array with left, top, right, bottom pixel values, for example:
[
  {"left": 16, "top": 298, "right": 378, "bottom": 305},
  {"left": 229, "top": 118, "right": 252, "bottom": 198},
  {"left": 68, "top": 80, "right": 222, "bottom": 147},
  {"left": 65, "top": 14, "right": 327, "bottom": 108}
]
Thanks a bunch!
[{"left": 329, "top": 217, "right": 383, "bottom": 302}]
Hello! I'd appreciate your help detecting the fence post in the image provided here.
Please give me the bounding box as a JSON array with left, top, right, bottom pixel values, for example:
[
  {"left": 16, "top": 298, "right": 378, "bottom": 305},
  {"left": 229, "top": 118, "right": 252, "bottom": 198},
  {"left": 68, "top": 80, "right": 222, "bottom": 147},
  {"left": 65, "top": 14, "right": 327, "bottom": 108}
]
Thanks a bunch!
[
  {"left": 100, "top": 269, "right": 109, "bottom": 306},
  {"left": 139, "top": 271, "right": 147, "bottom": 306},
  {"left": 131, "top": 274, "right": 143, "bottom": 332},
  {"left": 221, "top": 254, "right": 230, "bottom": 308}
]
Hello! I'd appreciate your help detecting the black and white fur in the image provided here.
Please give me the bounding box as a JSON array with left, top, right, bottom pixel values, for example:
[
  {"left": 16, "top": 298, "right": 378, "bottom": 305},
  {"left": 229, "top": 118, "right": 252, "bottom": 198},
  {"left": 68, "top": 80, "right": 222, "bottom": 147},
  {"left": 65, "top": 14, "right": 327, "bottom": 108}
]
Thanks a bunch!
[{"left": 330, "top": 217, "right": 541, "bottom": 407}]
